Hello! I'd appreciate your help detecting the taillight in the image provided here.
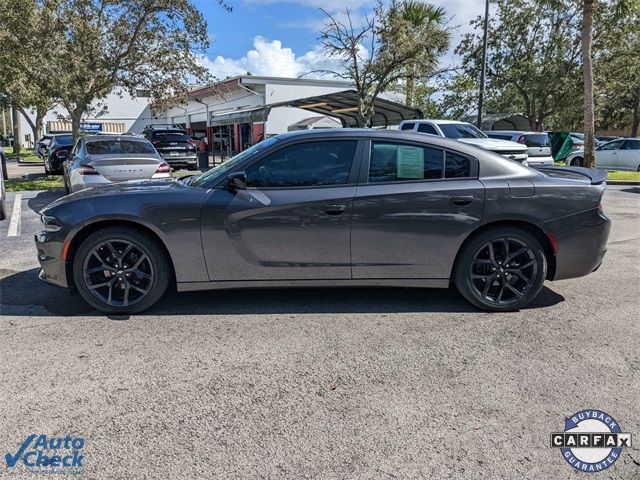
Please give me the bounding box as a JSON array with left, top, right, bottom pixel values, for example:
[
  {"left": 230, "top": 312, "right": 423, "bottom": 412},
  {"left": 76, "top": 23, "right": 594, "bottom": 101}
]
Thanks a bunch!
[
  {"left": 153, "top": 140, "right": 160, "bottom": 145},
  {"left": 78, "top": 164, "right": 99, "bottom": 175},
  {"left": 155, "top": 162, "right": 171, "bottom": 174},
  {"left": 187, "top": 138, "right": 196, "bottom": 147},
  {"left": 517, "top": 135, "right": 526, "bottom": 144},
  {"left": 55, "top": 148, "right": 69, "bottom": 157}
]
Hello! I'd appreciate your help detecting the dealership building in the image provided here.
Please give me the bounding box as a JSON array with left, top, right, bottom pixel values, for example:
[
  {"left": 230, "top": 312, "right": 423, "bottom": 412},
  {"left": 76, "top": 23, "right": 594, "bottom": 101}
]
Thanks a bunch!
[{"left": 18, "top": 75, "right": 420, "bottom": 153}]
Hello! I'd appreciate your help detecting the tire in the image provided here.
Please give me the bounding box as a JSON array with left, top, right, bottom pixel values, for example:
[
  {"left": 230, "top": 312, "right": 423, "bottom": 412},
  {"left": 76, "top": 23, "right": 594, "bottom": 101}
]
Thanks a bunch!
[
  {"left": 454, "top": 227, "right": 547, "bottom": 312},
  {"left": 571, "top": 157, "right": 584, "bottom": 167},
  {"left": 72, "top": 226, "right": 172, "bottom": 314}
]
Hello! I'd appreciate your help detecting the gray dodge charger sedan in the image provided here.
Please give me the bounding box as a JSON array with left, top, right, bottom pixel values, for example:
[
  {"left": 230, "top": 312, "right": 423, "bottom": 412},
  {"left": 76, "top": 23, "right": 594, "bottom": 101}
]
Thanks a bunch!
[{"left": 35, "top": 129, "right": 611, "bottom": 314}]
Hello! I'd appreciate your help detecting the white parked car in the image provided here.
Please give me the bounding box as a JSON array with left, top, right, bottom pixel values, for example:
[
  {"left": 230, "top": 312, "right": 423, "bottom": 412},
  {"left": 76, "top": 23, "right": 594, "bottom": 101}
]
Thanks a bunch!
[
  {"left": 399, "top": 119, "right": 529, "bottom": 164},
  {"left": 63, "top": 135, "right": 171, "bottom": 193},
  {"left": 484, "top": 131, "right": 554, "bottom": 167},
  {"left": 566, "top": 138, "right": 640, "bottom": 171}
]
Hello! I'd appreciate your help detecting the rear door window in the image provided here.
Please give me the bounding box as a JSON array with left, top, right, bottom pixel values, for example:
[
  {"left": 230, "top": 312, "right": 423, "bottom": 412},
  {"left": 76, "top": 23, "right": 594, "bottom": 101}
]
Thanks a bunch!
[
  {"left": 417, "top": 123, "right": 438, "bottom": 135},
  {"left": 445, "top": 151, "right": 472, "bottom": 178},
  {"left": 624, "top": 140, "right": 640, "bottom": 150},
  {"left": 369, "top": 142, "right": 444, "bottom": 182},
  {"left": 522, "top": 134, "right": 550, "bottom": 147}
]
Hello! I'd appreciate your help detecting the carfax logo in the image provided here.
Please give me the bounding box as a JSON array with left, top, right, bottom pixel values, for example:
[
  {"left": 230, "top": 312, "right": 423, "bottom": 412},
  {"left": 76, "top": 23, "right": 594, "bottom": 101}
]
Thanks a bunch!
[
  {"left": 4, "top": 434, "right": 85, "bottom": 475},
  {"left": 551, "top": 410, "right": 632, "bottom": 473}
]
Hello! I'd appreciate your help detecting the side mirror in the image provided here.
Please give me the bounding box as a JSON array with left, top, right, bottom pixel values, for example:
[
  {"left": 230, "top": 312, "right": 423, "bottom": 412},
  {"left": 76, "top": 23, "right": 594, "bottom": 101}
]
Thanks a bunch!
[{"left": 227, "top": 171, "right": 247, "bottom": 190}]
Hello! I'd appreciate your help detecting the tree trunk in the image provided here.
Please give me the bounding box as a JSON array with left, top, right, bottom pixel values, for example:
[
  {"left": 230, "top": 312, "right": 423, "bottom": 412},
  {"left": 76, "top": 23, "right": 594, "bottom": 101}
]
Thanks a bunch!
[
  {"left": 581, "top": 0, "right": 596, "bottom": 168},
  {"left": 11, "top": 105, "right": 21, "bottom": 154},
  {"left": 18, "top": 107, "right": 39, "bottom": 144},
  {"left": 405, "top": 74, "right": 415, "bottom": 107},
  {"left": 358, "top": 95, "right": 375, "bottom": 128},
  {"left": 632, "top": 94, "right": 639, "bottom": 137},
  {"left": 70, "top": 109, "right": 83, "bottom": 142}
]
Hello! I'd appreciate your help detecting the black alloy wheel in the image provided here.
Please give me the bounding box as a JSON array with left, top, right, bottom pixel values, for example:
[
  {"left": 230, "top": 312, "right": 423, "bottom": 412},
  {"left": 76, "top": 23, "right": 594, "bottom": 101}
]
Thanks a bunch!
[
  {"left": 73, "top": 227, "right": 171, "bottom": 314},
  {"left": 455, "top": 228, "right": 547, "bottom": 311}
]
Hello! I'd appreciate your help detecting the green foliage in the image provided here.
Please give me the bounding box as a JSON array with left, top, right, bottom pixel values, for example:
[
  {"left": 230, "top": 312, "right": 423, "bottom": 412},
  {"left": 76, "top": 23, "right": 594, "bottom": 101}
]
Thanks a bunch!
[
  {"left": 320, "top": 0, "right": 450, "bottom": 126},
  {"left": 449, "top": 0, "right": 583, "bottom": 130},
  {"left": 595, "top": 1, "right": 640, "bottom": 135},
  {"left": 0, "top": 0, "right": 215, "bottom": 140}
]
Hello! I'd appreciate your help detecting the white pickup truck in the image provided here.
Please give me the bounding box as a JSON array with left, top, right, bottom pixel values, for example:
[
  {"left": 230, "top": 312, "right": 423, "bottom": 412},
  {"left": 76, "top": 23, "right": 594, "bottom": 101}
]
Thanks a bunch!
[{"left": 399, "top": 119, "right": 529, "bottom": 165}]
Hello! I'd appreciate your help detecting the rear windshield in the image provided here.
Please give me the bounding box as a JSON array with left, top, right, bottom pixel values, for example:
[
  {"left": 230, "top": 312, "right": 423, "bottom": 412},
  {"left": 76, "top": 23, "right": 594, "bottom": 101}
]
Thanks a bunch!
[
  {"left": 522, "top": 134, "right": 549, "bottom": 147},
  {"left": 56, "top": 136, "right": 74, "bottom": 146},
  {"left": 152, "top": 131, "right": 191, "bottom": 141},
  {"left": 86, "top": 139, "right": 156, "bottom": 155},
  {"left": 438, "top": 123, "right": 486, "bottom": 139}
]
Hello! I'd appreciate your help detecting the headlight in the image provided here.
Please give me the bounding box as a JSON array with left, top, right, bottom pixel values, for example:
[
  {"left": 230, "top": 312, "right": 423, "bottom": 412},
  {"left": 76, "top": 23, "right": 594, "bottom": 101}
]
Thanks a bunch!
[{"left": 41, "top": 214, "right": 63, "bottom": 232}]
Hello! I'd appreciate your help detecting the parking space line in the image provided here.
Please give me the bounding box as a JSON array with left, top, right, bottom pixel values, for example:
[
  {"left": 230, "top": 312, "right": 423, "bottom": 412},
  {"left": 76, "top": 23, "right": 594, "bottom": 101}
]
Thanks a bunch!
[{"left": 7, "top": 193, "right": 22, "bottom": 237}]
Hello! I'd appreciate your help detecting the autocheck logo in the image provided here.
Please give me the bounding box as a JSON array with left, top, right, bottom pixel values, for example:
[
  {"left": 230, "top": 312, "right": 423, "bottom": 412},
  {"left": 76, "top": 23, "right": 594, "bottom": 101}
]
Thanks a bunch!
[
  {"left": 4, "top": 434, "right": 85, "bottom": 474},
  {"left": 551, "top": 410, "right": 632, "bottom": 473}
]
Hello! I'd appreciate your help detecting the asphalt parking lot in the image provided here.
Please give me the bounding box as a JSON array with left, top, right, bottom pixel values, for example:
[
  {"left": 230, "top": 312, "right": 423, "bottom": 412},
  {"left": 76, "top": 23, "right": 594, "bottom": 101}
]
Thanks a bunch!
[{"left": 0, "top": 186, "right": 638, "bottom": 479}]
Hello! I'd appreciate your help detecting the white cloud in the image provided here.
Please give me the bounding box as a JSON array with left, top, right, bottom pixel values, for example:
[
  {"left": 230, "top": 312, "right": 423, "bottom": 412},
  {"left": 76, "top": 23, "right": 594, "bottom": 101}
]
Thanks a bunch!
[{"left": 199, "top": 36, "right": 342, "bottom": 79}]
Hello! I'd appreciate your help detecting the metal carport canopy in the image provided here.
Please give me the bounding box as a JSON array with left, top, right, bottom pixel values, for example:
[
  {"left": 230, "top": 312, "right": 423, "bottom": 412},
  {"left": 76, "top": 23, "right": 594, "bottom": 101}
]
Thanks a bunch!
[
  {"left": 210, "top": 106, "right": 272, "bottom": 126},
  {"left": 270, "top": 90, "right": 423, "bottom": 128}
]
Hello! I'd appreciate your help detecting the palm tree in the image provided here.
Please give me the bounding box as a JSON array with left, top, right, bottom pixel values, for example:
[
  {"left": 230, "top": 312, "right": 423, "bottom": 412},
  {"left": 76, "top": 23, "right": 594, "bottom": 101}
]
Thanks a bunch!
[{"left": 398, "top": 1, "right": 448, "bottom": 107}]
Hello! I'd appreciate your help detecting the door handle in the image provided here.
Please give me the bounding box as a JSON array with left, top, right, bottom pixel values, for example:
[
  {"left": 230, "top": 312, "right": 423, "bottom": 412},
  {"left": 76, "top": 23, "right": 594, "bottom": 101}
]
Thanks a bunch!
[
  {"left": 322, "top": 204, "right": 347, "bottom": 215},
  {"left": 450, "top": 196, "right": 474, "bottom": 206}
]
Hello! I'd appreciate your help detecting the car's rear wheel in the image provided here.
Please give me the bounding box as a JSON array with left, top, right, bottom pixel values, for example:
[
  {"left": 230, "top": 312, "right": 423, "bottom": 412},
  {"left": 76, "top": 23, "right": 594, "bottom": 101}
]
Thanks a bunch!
[
  {"left": 571, "top": 157, "right": 584, "bottom": 167},
  {"left": 73, "top": 227, "right": 171, "bottom": 314},
  {"left": 454, "top": 228, "right": 547, "bottom": 311}
]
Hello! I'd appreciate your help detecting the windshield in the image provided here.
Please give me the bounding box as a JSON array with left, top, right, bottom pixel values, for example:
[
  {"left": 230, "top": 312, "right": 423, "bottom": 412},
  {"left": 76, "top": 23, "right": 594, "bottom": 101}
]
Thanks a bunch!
[
  {"left": 438, "top": 123, "right": 486, "bottom": 139},
  {"left": 191, "top": 137, "right": 279, "bottom": 188},
  {"left": 87, "top": 139, "right": 156, "bottom": 155}
]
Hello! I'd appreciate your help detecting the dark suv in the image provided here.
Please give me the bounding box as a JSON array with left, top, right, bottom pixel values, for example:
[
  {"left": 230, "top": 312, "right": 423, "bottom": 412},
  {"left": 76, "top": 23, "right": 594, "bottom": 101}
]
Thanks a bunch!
[
  {"left": 142, "top": 125, "right": 197, "bottom": 170},
  {"left": 45, "top": 134, "right": 75, "bottom": 175}
]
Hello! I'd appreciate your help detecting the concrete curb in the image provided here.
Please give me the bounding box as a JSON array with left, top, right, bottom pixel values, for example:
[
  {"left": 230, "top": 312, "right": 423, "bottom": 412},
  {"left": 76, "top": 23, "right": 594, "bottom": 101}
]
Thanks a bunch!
[{"left": 607, "top": 181, "right": 640, "bottom": 186}]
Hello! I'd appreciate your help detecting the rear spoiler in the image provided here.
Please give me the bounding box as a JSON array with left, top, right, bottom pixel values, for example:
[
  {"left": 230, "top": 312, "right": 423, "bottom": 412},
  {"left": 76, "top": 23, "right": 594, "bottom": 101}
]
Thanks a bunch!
[{"left": 536, "top": 166, "right": 608, "bottom": 185}]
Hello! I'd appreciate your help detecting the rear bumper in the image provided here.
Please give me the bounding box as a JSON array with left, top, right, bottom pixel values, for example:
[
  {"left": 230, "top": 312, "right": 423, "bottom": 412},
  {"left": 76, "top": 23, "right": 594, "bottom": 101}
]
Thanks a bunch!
[
  {"left": 160, "top": 154, "right": 197, "bottom": 167},
  {"left": 544, "top": 208, "right": 611, "bottom": 280}
]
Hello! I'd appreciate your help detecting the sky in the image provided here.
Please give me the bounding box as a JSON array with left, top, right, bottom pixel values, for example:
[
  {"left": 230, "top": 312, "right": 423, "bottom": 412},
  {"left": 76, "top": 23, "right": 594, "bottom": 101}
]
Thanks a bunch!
[{"left": 192, "top": 0, "right": 489, "bottom": 80}]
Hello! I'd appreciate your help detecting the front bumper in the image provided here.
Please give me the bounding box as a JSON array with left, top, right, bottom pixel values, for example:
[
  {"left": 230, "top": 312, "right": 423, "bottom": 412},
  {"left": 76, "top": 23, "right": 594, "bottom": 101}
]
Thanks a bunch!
[
  {"left": 544, "top": 208, "right": 611, "bottom": 280},
  {"left": 34, "top": 231, "right": 69, "bottom": 288}
]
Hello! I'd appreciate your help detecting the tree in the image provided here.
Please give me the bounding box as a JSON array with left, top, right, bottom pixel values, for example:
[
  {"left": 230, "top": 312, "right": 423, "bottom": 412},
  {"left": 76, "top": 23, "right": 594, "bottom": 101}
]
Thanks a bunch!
[
  {"left": 451, "top": 0, "right": 582, "bottom": 131},
  {"left": 396, "top": 1, "right": 449, "bottom": 107},
  {"left": 596, "top": 5, "right": 640, "bottom": 136},
  {"left": 0, "top": 0, "right": 62, "bottom": 146},
  {"left": 52, "top": 0, "right": 213, "bottom": 140},
  {"left": 319, "top": 0, "right": 450, "bottom": 127}
]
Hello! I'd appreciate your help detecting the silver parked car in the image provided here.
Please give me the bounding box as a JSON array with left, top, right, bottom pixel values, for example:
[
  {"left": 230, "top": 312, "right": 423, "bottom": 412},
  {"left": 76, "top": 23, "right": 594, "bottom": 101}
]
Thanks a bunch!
[
  {"left": 484, "top": 131, "right": 554, "bottom": 167},
  {"left": 63, "top": 135, "right": 171, "bottom": 193},
  {"left": 566, "top": 138, "right": 640, "bottom": 171}
]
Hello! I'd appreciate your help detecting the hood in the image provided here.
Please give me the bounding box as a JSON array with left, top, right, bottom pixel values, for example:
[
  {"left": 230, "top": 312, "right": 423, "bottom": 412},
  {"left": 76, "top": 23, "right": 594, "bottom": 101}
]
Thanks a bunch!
[
  {"left": 458, "top": 138, "right": 527, "bottom": 150},
  {"left": 43, "top": 178, "right": 181, "bottom": 211}
]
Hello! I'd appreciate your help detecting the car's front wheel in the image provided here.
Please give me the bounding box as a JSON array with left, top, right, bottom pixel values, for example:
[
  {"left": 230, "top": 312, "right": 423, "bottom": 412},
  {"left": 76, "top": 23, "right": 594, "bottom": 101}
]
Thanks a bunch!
[
  {"left": 454, "top": 228, "right": 547, "bottom": 311},
  {"left": 570, "top": 157, "right": 584, "bottom": 167},
  {"left": 73, "top": 227, "right": 172, "bottom": 314}
]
